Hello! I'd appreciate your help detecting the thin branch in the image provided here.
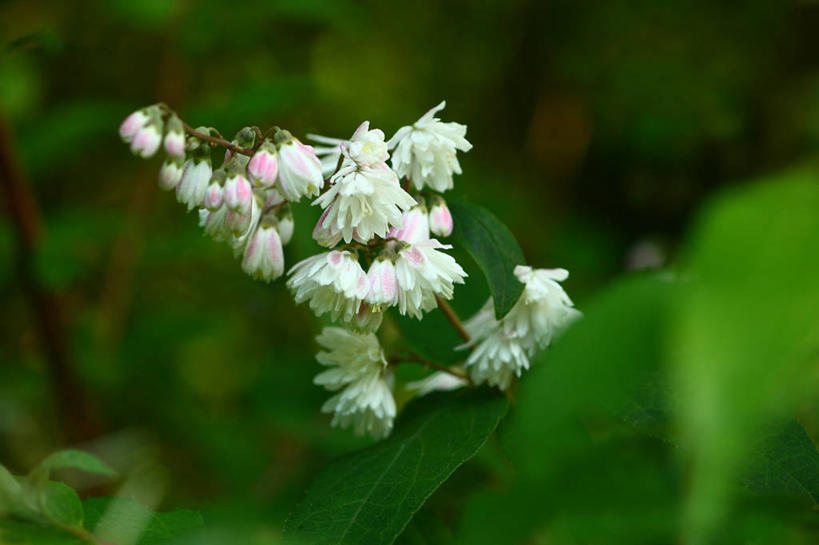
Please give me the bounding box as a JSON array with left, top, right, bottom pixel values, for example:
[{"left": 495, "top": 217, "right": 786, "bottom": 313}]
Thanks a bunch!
[
  {"left": 179, "top": 119, "right": 255, "bottom": 156},
  {"left": 389, "top": 352, "right": 472, "bottom": 384},
  {"left": 435, "top": 295, "right": 470, "bottom": 343}
]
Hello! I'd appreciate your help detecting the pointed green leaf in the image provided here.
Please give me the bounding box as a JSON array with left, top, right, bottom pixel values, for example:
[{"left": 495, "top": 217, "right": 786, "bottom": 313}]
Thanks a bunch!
[
  {"left": 83, "top": 497, "right": 204, "bottom": 545},
  {"left": 448, "top": 198, "right": 525, "bottom": 319},
  {"left": 284, "top": 390, "right": 508, "bottom": 545},
  {"left": 32, "top": 450, "right": 115, "bottom": 479},
  {"left": 39, "top": 482, "right": 83, "bottom": 529}
]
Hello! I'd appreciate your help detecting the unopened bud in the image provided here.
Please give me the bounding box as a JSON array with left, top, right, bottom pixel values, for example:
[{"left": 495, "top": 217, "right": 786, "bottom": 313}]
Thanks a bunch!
[
  {"left": 428, "top": 196, "right": 453, "bottom": 237},
  {"left": 163, "top": 115, "right": 186, "bottom": 159},
  {"left": 158, "top": 158, "right": 184, "bottom": 191},
  {"left": 223, "top": 173, "right": 253, "bottom": 215},
  {"left": 247, "top": 141, "right": 278, "bottom": 188}
]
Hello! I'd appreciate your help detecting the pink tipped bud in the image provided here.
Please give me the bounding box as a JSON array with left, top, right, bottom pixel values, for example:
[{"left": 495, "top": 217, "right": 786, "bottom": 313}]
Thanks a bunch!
[
  {"left": 242, "top": 224, "right": 284, "bottom": 282},
  {"left": 130, "top": 124, "right": 162, "bottom": 158},
  {"left": 158, "top": 159, "right": 184, "bottom": 191},
  {"left": 247, "top": 142, "right": 279, "bottom": 187},
  {"left": 428, "top": 198, "right": 453, "bottom": 237},
  {"left": 366, "top": 258, "right": 398, "bottom": 307},
  {"left": 163, "top": 115, "right": 186, "bottom": 159},
  {"left": 277, "top": 137, "right": 324, "bottom": 201},
  {"left": 119, "top": 110, "right": 149, "bottom": 142},
  {"left": 205, "top": 181, "right": 224, "bottom": 211},
  {"left": 388, "top": 205, "right": 429, "bottom": 243},
  {"left": 223, "top": 173, "right": 253, "bottom": 215}
]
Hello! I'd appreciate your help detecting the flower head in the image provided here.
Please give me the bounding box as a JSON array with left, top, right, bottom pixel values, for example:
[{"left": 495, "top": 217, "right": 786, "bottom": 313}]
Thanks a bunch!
[
  {"left": 175, "top": 149, "right": 212, "bottom": 211},
  {"left": 287, "top": 250, "right": 369, "bottom": 324},
  {"left": 387, "top": 203, "right": 430, "bottom": 244},
  {"left": 366, "top": 256, "right": 398, "bottom": 309},
  {"left": 242, "top": 223, "right": 284, "bottom": 282},
  {"left": 163, "top": 115, "right": 186, "bottom": 159},
  {"left": 347, "top": 122, "right": 389, "bottom": 166},
  {"left": 158, "top": 158, "right": 184, "bottom": 191},
  {"left": 247, "top": 141, "right": 278, "bottom": 188},
  {"left": 314, "top": 327, "right": 395, "bottom": 439},
  {"left": 394, "top": 239, "right": 467, "bottom": 319},
  {"left": 388, "top": 101, "right": 472, "bottom": 192},
  {"left": 276, "top": 133, "right": 324, "bottom": 201},
  {"left": 223, "top": 172, "right": 253, "bottom": 216}
]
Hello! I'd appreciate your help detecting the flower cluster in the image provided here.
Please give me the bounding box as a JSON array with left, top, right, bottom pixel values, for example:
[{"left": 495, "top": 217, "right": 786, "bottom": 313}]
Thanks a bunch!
[
  {"left": 461, "top": 266, "right": 581, "bottom": 389},
  {"left": 119, "top": 100, "right": 578, "bottom": 440}
]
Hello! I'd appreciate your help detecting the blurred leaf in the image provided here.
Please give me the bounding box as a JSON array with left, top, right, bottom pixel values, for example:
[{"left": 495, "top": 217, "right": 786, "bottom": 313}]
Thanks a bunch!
[
  {"left": 84, "top": 496, "right": 204, "bottom": 545},
  {"left": 448, "top": 198, "right": 525, "bottom": 319},
  {"left": 32, "top": 451, "right": 115, "bottom": 479},
  {"left": 0, "top": 519, "right": 83, "bottom": 544},
  {"left": 671, "top": 175, "right": 819, "bottom": 543},
  {"left": 284, "top": 390, "right": 508, "bottom": 545},
  {"left": 38, "top": 482, "right": 83, "bottom": 529},
  {"left": 744, "top": 420, "right": 819, "bottom": 504}
]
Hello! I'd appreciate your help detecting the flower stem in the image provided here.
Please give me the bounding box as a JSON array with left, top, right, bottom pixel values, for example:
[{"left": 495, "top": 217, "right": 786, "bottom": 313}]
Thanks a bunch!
[
  {"left": 390, "top": 352, "right": 472, "bottom": 384},
  {"left": 435, "top": 295, "right": 470, "bottom": 343},
  {"left": 157, "top": 103, "right": 257, "bottom": 156}
]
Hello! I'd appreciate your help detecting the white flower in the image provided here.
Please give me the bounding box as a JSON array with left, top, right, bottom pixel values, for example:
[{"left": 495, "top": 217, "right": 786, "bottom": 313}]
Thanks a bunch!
[
  {"left": 347, "top": 122, "right": 389, "bottom": 166},
  {"left": 388, "top": 101, "right": 472, "bottom": 192},
  {"left": 428, "top": 197, "right": 453, "bottom": 237},
  {"left": 204, "top": 181, "right": 223, "bottom": 211},
  {"left": 130, "top": 123, "right": 162, "bottom": 158},
  {"left": 463, "top": 266, "right": 581, "bottom": 389},
  {"left": 277, "top": 136, "right": 324, "bottom": 201},
  {"left": 223, "top": 172, "right": 253, "bottom": 216},
  {"left": 242, "top": 223, "right": 284, "bottom": 282},
  {"left": 351, "top": 303, "right": 383, "bottom": 333},
  {"left": 313, "top": 161, "right": 415, "bottom": 245},
  {"left": 247, "top": 142, "right": 278, "bottom": 188},
  {"left": 201, "top": 192, "right": 261, "bottom": 242},
  {"left": 406, "top": 371, "right": 468, "bottom": 396},
  {"left": 119, "top": 109, "right": 149, "bottom": 142},
  {"left": 394, "top": 239, "right": 467, "bottom": 319},
  {"left": 313, "top": 327, "right": 395, "bottom": 439},
  {"left": 276, "top": 210, "right": 294, "bottom": 245},
  {"left": 287, "top": 250, "right": 369, "bottom": 323},
  {"left": 158, "top": 159, "right": 184, "bottom": 191},
  {"left": 366, "top": 257, "right": 398, "bottom": 308},
  {"left": 387, "top": 204, "right": 430, "bottom": 244},
  {"left": 176, "top": 157, "right": 212, "bottom": 211}
]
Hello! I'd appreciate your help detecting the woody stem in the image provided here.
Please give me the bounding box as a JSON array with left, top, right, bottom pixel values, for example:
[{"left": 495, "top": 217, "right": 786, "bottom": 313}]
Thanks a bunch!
[{"left": 435, "top": 295, "right": 470, "bottom": 343}]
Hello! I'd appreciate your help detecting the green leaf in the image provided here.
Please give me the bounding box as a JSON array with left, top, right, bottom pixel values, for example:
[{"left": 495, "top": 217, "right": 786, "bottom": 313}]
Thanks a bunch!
[
  {"left": 744, "top": 419, "right": 819, "bottom": 504},
  {"left": 448, "top": 198, "right": 525, "bottom": 319},
  {"left": 0, "top": 519, "right": 84, "bottom": 544},
  {"left": 83, "top": 497, "right": 204, "bottom": 545},
  {"left": 32, "top": 450, "right": 116, "bottom": 479},
  {"left": 284, "top": 390, "right": 509, "bottom": 545},
  {"left": 39, "top": 482, "right": 83, "bottom": 529}
]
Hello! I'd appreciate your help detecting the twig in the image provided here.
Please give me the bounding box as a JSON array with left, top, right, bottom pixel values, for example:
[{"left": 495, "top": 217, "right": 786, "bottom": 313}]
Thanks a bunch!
[
  {"left": 389, "top": 352, "right": 472, "bottom": 384},
  {"left": 435, "top": 295, "right": 470, "bottom": 343},
  {"left": 179, "top": 119, "right": 255, "bottom": 156}
]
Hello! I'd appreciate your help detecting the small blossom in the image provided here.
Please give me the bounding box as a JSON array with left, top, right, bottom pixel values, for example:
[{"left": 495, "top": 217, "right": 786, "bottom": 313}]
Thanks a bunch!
[
  {"left": 223, "top": 172, "right": 253, "bottom": 216},
  {"left": 347, "top": 122, "right": 389, "bottom": 166},
  {"left": 287, "top": 250, "right": 369, "bottom": 324},
  {"left": 462, "top": 266, "right": 581, "bottom": 389},
  {"left": 406, "top": 371, "right": 468, "bottom": 396},
  {"left": 314, "top": 327, "right": 395, "bottom": 439},
  {"left": 119, "top": 109, "right": 149, "bottom": 142},
  {"left": 277, "top": 133, "right": 324, "bottom": 201},
  {"left": 313, "top": 161, "right": 415, "bottom": 245},
  {"left": 158, "top": 158, "right": 184, "bottom": 191},
  {"left": 388, "top": 101, "right": 472, "bottom": 192},
  {"left": 176, "top": 154, "right": 212, "bottom": 211},
  {"left": 387, "top": 204, "right": 430, "bottom": 244},
  {"left": 366, "top": 257, "right": 398, "bottom": 309},
  {"left": 247, "top": 141, "right": 278, "bottom": 188},
  {"left": 275, "top": 207, "right": 294, "bottom": 245},
  {"left": 428, "top": 197, "right": 453, "bottom": 237},
  {"left": 204, "top": 181, "right": 224, "bottom": 211},
  {"left": 242, "top": 223, "right": 285, "bottom": 282},
  {"left": 394, "top": 239, "right": 467, "bottom": 319},
  {"left": 130, "top": 122, "right": 163, "bottom": 158},
  {"left": 163, "top": 115, "right": 186, "bottom": 159}
]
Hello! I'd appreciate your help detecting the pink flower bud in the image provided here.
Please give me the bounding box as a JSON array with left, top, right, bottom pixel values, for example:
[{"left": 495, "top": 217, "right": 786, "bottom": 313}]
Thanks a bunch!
[
  {"left": 388, "top": 205, "right": 429, "bottom": 243},
  {"left": 163, "top": 116, "right": 186, "bottom": 160},
  {"left": 205, "top": 181, "right": 224, "bottom": 211},
  {"left": 366, "top": 258, "right": 398, "bottom": 307},
  {"left": 428, "top": 198, "right": 453, "bottom": 237},
  {"left": 277, "top": 138, "right": 324, "bottom": 201},
  {"left": 158, "top": 159, "right": 184, "bottom": 191},
  {"left": 119, "top": 110, "right": 149, "bottom": 142},
  {"left": 247, "top": 142, "right": 278, "bottom": 187},
  {"left": 223, "top": 173, "right": 253, "bottom": 215},
  {"left": 130, "top": 124, "right": 162, "bottom": 158},
  {"left": 242, "top": 225, "right": 284, "bottom": 282}
]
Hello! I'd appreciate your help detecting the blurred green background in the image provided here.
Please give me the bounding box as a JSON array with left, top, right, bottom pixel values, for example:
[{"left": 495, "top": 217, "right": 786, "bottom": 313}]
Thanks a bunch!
[{"left": 2, "top": 0, "right": 819, "bottom": 543}]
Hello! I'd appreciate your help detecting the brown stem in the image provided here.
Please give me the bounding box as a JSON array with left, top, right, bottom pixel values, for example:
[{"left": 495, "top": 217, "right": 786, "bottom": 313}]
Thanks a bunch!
[
  {"left": 435, "top": 295, "right": 470, "bottom": 343},
  {"left": 179, "top": 120, "right": 255, "bottom": 156},
  {"left": 0, "top": 112, "right": 99, "bottom": 443},
  {"left": 389, "top": 352, "right": 472, "bottom": 384}
]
